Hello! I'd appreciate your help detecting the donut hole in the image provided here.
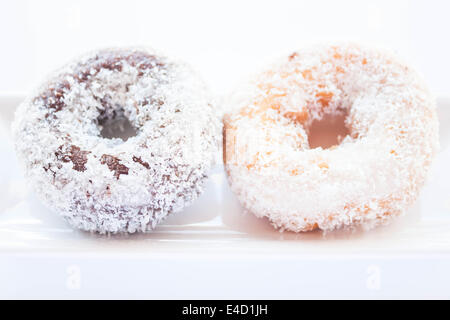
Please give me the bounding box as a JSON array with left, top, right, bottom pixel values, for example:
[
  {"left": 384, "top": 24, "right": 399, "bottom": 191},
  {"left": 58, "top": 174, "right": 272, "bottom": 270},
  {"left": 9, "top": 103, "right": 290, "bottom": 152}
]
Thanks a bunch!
[
  {"left": 307, "top": 111, "right": 350, "bottom": 149},
  {"left": 97, "top": 107, "right": 138, "bottom": 141}
]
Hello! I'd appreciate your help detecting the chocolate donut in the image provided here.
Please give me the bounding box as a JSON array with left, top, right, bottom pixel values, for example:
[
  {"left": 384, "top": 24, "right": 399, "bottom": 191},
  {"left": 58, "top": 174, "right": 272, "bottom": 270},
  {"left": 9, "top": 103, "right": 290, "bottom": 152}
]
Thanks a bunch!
[{"left": 13, "top": 48, "right": 220, "bottom": 233}]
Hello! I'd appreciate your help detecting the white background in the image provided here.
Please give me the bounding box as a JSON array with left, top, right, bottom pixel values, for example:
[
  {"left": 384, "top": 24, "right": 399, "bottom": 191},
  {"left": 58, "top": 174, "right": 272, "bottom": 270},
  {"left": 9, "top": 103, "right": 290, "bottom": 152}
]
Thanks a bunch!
[{"left": 1, "top": 0, "right": 449, "bottom": 97}]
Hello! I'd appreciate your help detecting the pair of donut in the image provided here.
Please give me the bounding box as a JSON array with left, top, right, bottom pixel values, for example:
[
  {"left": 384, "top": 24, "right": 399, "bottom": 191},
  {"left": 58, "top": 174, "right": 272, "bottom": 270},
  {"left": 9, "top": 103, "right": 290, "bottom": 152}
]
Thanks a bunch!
[{"left": 13, "top": 44, "right": 439, "bottom": 234}]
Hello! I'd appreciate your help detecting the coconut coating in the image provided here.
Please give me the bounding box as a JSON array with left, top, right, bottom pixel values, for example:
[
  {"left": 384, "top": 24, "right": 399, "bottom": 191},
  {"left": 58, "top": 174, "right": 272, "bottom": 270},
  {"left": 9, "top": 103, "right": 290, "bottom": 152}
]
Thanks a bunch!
[
  {"left": 13, "top": 48, "right": 220, "bottom": 234},
  {"left": 224, "top": 43, "right": 439, "bottom": 232}
]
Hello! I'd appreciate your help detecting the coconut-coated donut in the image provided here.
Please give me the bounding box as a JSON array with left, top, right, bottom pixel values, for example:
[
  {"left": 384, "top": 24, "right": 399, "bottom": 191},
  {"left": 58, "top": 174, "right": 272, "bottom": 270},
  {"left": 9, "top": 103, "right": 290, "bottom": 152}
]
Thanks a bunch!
[
  {"left": 13, "top": 48, "right": 220, "bottom": 234},
  {"left": 224, "top": 43, "right": 439, "bottom": 232}
]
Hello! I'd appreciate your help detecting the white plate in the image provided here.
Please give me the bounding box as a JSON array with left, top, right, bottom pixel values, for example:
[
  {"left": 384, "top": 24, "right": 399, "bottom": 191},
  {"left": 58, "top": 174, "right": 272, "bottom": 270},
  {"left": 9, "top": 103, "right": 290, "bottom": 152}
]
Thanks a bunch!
[{"left": 1, "top": 94, "right": 450, "bottom": 299}]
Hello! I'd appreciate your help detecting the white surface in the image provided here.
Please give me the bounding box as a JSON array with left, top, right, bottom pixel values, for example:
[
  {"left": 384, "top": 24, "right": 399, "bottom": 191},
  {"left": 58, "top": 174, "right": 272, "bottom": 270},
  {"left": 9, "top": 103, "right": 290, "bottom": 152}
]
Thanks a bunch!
[{"left": 1, "top": 94, "right": 450, "bottom": 299}]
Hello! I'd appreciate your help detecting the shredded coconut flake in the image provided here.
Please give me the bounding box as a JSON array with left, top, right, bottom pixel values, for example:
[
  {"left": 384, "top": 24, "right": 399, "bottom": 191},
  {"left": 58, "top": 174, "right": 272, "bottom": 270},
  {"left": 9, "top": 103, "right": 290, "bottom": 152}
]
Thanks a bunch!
[
  {"left": 224, "top": 43, "right": 439, "bottom": 232},
  {"left": 12, "top": 48, "right": 221, "bottom": 234}
]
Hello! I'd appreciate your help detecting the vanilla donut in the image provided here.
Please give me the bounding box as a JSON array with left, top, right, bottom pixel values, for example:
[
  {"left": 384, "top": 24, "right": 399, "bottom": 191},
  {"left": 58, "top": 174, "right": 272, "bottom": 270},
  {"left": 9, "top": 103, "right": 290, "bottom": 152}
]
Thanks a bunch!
[
  {"left": 224, "top": 43, "right": 439, "bottom": 232},
  {"left": 13, "top": 48, "right": 220, "bottom": 234}
]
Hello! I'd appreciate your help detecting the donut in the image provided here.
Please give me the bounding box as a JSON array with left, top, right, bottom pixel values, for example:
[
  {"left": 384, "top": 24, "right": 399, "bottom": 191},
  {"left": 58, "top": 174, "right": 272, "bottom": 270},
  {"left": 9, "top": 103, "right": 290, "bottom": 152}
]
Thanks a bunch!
[
  {"left": 13, "top": 48, "right": 220, "bottom": 234},
  {"left": 224, "top": 43, "right": 439, "bottom": 232}
]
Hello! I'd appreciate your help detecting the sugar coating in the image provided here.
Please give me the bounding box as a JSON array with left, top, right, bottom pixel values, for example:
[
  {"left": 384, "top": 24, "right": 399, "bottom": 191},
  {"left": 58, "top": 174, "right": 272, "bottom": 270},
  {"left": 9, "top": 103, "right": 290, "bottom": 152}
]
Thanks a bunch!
[
  {"left": 12, "top": 48, "right": 220, "bottom": 234},
  {"left": 224, "top": 43, "right": 439, "bottom": 232}
]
